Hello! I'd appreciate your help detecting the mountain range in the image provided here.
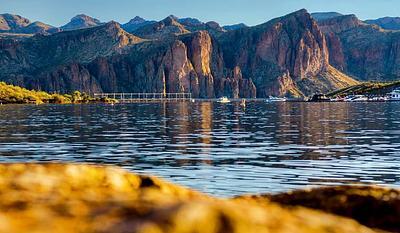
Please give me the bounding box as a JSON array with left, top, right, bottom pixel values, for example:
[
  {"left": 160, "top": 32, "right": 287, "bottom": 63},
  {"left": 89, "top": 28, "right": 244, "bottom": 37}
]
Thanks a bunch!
[{"left": 0, "top": 10, "right": 399, "bottom": 98}]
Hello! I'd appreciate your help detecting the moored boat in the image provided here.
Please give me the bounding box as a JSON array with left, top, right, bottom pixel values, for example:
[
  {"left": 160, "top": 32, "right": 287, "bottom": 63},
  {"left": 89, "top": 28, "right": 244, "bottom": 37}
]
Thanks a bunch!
[
  {"left": 218, "top": 97, "right": 231, "bottom": 103},
  {"left": 344, "top": 95, "right": 368, "bottom": 102},
  {"left": 265, "top": 96, "right": 287, "bottom": 102},
  {"left": 308, "top": 94, "right": 331, "bottom": 102},
  {"left": 387, "top": 89, "right": 400, "bottom": 101}
]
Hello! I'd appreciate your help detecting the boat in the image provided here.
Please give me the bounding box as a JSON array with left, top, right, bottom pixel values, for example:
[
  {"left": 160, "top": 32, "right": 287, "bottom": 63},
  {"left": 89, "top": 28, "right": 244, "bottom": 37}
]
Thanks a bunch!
[
  {"left": 308, "top": 94, "right": 331, "bottom": 102},
  {"left": 369, "top": 96, "right": 388, "bottom": 102},
  {"left": 330, "top": 96, "right": 345, "bottom": 102},
  {"left": 218, "top": 97, "right": 231, "bottom": 103},
  {"left": 344, "top": 95, "right": 368, "bottom": 102},
  {"left": 266, "top": 96, "right": 287, "bottom": 102},
  {"left": 387, "top": 89, "right": 400, "bottom": 101}
]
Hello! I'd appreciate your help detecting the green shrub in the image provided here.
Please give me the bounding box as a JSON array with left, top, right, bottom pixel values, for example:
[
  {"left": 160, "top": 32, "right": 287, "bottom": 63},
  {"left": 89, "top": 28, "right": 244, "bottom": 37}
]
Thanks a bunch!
[{"left": 0, "top": 82, "right": 115, "bottom": 105}]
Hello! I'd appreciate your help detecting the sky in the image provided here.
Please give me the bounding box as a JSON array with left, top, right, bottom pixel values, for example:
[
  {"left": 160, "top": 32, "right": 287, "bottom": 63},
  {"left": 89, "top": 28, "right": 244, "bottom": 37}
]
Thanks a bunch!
[{"left": 1, "top": 0, "right": 400, "bottom": 27}]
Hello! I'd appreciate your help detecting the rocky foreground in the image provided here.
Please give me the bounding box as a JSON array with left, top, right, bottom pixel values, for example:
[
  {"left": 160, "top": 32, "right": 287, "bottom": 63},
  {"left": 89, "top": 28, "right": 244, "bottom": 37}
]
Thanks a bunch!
[{"left": 0, "top": 163, "right": 398, "bottom": 233}]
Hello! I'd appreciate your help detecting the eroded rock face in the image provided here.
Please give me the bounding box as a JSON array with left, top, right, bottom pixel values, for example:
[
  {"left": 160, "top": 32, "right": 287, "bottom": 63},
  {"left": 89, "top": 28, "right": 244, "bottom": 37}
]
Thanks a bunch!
[
  {"left": 187, "top": 31, "right": 215, "bottom": 98},
  {"left": 318, "top": 14, "right": 400, "bottom": 81},
  {"left": 0, "top": 163, "right": 381, "bottom": 233},
  {"left": 218, "top": 9, "right": 356, "bottom": 97},
  {"left": 0, "top": 9, "right": 357, "bottom": 97}
]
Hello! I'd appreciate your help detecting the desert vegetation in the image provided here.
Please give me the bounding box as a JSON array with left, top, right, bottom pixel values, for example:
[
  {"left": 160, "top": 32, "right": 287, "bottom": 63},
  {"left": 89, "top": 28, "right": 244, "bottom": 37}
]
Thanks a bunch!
[
  {"left": 327, "top": 81, "right": 400, "bottom": 97},
  {"left": 0, "top": 82, "right": 116, "bottom": 104}
]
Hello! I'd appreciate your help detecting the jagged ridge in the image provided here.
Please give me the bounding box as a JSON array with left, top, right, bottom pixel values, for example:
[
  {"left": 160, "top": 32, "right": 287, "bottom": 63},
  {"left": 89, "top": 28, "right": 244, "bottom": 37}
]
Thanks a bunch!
[{"left": 0, "top": 9, "right": 359, "bottom": 97}]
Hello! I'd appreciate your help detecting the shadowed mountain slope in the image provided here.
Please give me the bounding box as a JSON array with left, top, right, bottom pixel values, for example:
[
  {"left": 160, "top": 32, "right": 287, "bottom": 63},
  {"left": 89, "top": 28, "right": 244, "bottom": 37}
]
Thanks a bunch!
[{"left": 318, "top": 14, "right": 400, "bottom": 81}]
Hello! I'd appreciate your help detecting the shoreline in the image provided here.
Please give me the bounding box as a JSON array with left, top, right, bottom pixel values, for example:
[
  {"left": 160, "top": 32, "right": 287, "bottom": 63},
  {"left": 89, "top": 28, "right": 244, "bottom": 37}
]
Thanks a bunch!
[{"left": 2, "top": 98, "right": 400, "bottom": 105}]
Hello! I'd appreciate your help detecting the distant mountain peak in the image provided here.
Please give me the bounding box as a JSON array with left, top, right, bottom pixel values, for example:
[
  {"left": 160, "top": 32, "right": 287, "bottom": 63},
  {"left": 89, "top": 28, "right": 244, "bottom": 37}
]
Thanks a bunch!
[
  {"left": 160, "top": 15, "right": 185, "bottom": 27},
  {"left": 365, "top": 17, "right": 400, "bottom": 30},
  {"left": 61, "top": 14, "right": 103, "bottom": 31},
  {"left": 71, "top": 14, "right": 100, "bottom": 21},
  {"left": 122, "top": 16, "right": 155, "bottom": 33},
  {"left": 205, "top": 21, "right": 223, "bottom": 30},
  {"left": 0, "top": 13, "right": 31, "bottom": 31},
  {"left": 223, "top": 23, "right": 248, "bottom": 31},
  {"left": 0, "top": 13, "right": 58, "bottom": 34},
  {"left": 296, "top": 8, "right": 309, "bottom": 14},
  {"left": 127, "top": 16, "right": 146, "bottom": 24},
  {"left": 311, "top": 12, "right": 343, "bottom": 21},
  {"left": 317, "top": 14, "right": 364, "bottom": 34},
  {"left": 285, "top": 8, "right": 309, "bottom": 18},
  {"left": 162, "top": 15, "right": 179, "bottom": 24},
  {"left": 167, "top": 15, "right": 179, "bottom": 21},
  {"left": 178, "top": 17, "right": 203, "bottom": 26},
  {"left": 132, "top": 15, "right": 190, "bottom": 39}
]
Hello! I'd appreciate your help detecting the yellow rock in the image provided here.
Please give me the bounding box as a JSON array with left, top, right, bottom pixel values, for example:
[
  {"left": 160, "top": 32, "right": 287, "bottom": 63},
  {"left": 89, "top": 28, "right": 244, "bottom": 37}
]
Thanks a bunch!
[{"left": 0, "top": 163, "right": 382, "bottom": 233}]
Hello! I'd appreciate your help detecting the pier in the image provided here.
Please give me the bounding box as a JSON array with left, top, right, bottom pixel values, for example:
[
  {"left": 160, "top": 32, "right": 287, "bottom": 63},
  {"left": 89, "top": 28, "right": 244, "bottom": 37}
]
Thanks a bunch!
[{"left": 93, "top": 93, "right": 192, "bottom": 102}]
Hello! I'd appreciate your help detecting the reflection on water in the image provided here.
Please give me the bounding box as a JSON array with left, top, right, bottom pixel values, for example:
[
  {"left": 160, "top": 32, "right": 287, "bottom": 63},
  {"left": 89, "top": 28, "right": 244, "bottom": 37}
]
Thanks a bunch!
[{"left": 0, "top": 102, "right": 399, "bottom": 196}]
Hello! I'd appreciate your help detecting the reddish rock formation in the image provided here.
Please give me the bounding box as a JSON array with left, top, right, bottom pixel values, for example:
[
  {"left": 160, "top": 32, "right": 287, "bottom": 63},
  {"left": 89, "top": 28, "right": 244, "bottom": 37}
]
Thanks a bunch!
[
  {"left": 219, "top": 9, "right": 357, "bottom": 97},
  {"left": 318, "top": 14, "right": 400, "bottom": 81},
  {"left": 0, "top": 9, "right": 358, "bottom": 98}
]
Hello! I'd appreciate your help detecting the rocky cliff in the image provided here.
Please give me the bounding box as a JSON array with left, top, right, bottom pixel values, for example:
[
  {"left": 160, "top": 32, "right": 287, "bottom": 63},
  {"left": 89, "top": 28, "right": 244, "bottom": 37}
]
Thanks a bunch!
[
  {"left": 218, "top": 9, "right": 357, "bottom": 97},
  {"left": 318, "top": 14, "right": 400, "bottom": 81},
  {"left": 0, "top": 9, "right": 359, "bottom": 97},
  {"left": 0, "top": 21, "right": 142, "bottom": 91}
]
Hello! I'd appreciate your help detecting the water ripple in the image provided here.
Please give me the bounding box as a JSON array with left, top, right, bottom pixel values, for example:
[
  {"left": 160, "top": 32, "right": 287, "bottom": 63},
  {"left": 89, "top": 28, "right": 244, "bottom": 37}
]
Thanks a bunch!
[{"left": 0, "top": 102, "right": 399, "bottom": 196}]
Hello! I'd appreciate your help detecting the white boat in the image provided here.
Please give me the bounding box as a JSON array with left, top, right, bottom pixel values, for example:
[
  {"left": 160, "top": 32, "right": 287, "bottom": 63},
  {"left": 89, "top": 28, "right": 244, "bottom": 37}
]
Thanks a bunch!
[
  {"left": 218, "top": 97, "right": 231, "bottom": 103},
  {"left": 387, "top": 89, "right": 400, "bottom": 101},
  {"left": 344, "top": 95, "right": 368, "bottom": 102},
  {"left": 266, "top": 96, "right": 287, "bottom": 102}
]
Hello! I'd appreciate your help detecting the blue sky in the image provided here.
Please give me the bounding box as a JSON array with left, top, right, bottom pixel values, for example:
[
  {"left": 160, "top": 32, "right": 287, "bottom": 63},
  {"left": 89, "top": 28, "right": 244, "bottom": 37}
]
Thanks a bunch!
[{"left": 1, "top": 0, "right": 399, "bottom": 26}]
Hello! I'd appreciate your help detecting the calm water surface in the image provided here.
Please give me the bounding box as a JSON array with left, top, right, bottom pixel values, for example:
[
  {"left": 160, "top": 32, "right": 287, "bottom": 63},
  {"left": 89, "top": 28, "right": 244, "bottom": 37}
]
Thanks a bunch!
[{"left": 0, "top": 102, "right": 399, "bottom": 196}]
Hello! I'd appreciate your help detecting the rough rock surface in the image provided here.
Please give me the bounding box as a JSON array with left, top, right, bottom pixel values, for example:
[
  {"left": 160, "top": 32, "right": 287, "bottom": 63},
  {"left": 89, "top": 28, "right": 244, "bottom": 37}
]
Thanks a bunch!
[
  {"left": 0, "top": 21, "right": 142, "bottom": 91},
  {"left": 242, "top": 186, "right": 400, "bottom": 233},
  {"left": 318, "top": 14, "right": 400, "bottom": 81},
  {"left": 0, "top": 163, "right": 384, "bottom": 233},
  {"left": 218, "top": 9, "right": 358, "bottom": 97}
]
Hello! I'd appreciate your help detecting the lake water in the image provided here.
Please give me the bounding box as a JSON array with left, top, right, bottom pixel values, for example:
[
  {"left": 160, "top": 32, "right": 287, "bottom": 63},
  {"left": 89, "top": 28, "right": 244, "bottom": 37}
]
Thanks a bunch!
[{"left": 0, "top": 102, "right": 399, "bottom": 196}]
